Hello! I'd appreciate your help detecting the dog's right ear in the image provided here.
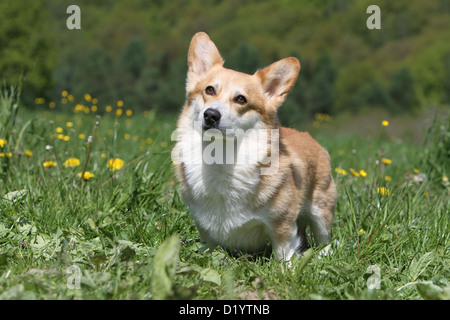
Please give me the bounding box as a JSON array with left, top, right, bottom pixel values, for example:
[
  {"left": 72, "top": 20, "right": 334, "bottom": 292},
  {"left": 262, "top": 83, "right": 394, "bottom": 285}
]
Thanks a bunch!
[{"left": 187, "top": 32, "right": 224, "bottom": 91}]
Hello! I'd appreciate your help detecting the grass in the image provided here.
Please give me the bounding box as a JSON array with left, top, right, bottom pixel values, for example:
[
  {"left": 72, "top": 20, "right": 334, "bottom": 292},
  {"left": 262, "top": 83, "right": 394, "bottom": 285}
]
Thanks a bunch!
[{"left": 0, "top": 87, "right": 449, "bottom": 300}]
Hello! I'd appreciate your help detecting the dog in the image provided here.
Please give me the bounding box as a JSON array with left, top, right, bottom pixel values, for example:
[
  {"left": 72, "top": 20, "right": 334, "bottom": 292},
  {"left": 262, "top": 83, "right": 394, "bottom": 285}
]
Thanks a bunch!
[{"left": 173, "top": 32, "right": 336, "bottom": 261}]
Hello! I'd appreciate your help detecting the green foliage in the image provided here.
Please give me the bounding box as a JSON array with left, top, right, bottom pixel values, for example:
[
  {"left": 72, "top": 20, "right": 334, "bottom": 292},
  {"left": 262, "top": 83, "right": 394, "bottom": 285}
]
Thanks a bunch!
[
  {"left": 1, "top": 0, "right": 449, "bottom": 121},
  {"left": 0, "top": 85, "right": 449, "bottom": 300}
]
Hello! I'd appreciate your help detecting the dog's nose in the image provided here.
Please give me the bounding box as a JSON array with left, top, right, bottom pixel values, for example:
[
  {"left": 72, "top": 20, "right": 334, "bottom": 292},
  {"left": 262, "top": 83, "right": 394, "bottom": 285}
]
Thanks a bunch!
[{"left": 203, "top": 108, "right": 221, "bottom": 127}]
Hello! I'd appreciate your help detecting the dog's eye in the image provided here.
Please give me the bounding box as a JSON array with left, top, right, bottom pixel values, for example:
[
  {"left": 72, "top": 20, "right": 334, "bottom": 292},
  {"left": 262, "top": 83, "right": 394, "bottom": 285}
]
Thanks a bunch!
[
  {"left": 234, "top": 95, "right": 247, "bottom": 105},
  {"left": 205, "top": 86, "right": 216, "bottom": 96}
]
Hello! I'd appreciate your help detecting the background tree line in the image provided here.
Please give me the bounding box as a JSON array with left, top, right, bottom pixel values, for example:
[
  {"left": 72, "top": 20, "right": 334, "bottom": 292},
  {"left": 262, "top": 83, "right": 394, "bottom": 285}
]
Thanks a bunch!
[{"left": 1, "top": 0, "right": 449, "bottom": 126}]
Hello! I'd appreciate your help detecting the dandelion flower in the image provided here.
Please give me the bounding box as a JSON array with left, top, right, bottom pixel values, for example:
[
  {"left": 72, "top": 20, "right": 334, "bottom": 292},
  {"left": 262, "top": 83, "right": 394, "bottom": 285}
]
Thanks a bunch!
[
  {"left": 0, "top": 153, "right": 12, "bottom": 158},
  {"left": 382, "top": 120, "right": 389, "bottom": 127},
  {"left": 84, "top": 93, "right": 92, "bottom": 102},
  {"left": 384, "top": 176, "right": 392, "bottom": 182},
  {"left": 0, "top": 139, "right": 7, "bottom": 148},
  {"left": 108, "top": 158, "right": 124, "bottom": 172},
  {"left": 61, "top": 90, "right": 68, "bottom": 97},
  {"left": 335, "top": 168, "right": 347, "bottom": 175},
  {"left": 66, "top": 122, "right": 74, "bottom": 128},
  {"left": 377, "top": 187, "right": 389, "bottom": 196},
  {"left": 43, "top": 161, "right": 57, "bottom": 168},
  {"left": 350, "top": 168, "right": 360, "bottom": 177},
  {"left": 126, "top": 109, "right": 133, "bottom": 116},
  {"left": 359, "top": 228, "right": 366, "bottom": 235},
  {"left": 49, "top": 101, "right": 56, "bottom": 109},
  {"left": 381, "top": 158, "right": 392, "bottom": 165},
  {"left": 25, "top": 150, "right": 33, "bottom": 157},
  {"left": 359, "top": 170, "right": 367, "bottom": 177},
  {"left": 78, "top": 171, "right": 95, "bottom": 181},
  {"left": 117, "top": 100, "right": 124, "bottom": 107},
  {"left": 56, "top": 127, "right": 64, "bottom": 133},
  {"left": 64, "top": 158, "right": 81, "bottom": 168},
  {"left": 105, "top": 105, "right": 112, "bottom": 112}
]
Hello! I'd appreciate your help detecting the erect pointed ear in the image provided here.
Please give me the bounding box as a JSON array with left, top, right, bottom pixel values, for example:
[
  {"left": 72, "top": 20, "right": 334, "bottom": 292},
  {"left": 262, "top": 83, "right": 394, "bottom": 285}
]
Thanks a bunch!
[
  {"left": 255, "top": 57, "right": 300, "bottom": 108},
  {"left": 187, "top": 32, "right": 224, "bottom": 91}
]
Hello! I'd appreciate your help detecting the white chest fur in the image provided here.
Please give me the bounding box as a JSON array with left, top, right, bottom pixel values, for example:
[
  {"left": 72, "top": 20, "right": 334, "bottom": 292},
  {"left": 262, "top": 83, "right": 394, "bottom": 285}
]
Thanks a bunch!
[{"left": 176, "top": 127, "right": 272, "bottom": 250}]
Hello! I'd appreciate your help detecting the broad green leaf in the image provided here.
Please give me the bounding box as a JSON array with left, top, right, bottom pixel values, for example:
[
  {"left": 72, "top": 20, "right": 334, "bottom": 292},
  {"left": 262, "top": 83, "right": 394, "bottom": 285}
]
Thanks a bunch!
[
  {"left": 3, "top": 189, "right": 27, "bottom": 203},
  {"left": 200, "top": 268, "right": 221, "bottom": 286},
  {"left": 409, "top": 252, "right": 435, "bottom": 281},
  {"left": 151, "top": 234, "right": 180, "bottom": 299}
]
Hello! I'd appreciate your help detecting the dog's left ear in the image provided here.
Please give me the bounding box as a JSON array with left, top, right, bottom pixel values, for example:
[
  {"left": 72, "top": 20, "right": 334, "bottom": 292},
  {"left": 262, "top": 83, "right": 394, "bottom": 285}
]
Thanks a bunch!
[
  {"left": 255, "top": 57, "right": 300, "bottom": 108},
  {"left": 187, "top": 32, "right": 224, "bottom": 92}
]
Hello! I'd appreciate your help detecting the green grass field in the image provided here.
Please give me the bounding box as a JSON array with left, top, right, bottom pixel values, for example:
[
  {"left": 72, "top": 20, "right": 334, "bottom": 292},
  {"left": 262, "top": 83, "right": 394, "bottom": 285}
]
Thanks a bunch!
[{"left": 0, "top": 88, "right": 448, "bottom": 300}]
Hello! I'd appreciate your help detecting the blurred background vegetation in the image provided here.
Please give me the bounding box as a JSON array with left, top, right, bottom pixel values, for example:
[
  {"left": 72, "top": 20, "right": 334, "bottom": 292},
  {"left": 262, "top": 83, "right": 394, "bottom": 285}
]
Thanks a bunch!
[{"left": 1, "top": 0, "right": 449, "bottom": 127}]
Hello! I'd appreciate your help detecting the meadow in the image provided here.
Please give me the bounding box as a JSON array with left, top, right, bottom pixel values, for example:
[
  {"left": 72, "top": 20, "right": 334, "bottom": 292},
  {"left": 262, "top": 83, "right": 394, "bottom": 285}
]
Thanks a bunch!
[{"left": 0, "top": 87, "right": 448, "bottom": 300}]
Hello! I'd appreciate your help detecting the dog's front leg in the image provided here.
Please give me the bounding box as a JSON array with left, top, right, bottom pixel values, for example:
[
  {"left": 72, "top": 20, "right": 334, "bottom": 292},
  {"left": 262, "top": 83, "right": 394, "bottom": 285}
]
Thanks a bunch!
[
  {"left": 270, "top": 225, "right": 302, "bottom": 261},
  {"left": 195, "top": 222, "right": 218, "bottom": 253}
]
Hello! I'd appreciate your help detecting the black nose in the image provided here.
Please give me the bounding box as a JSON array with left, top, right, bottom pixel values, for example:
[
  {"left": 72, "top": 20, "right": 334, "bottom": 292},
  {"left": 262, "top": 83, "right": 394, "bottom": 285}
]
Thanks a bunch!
[{"left": 203, "top": 108, "right": 221, "bottom": 128}]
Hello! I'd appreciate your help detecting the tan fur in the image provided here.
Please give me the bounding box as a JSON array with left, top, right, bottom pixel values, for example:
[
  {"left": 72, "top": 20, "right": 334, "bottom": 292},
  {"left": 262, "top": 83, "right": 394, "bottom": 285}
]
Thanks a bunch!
[{"left": 174, "top": 32, "right": 336, "bottom": 260}]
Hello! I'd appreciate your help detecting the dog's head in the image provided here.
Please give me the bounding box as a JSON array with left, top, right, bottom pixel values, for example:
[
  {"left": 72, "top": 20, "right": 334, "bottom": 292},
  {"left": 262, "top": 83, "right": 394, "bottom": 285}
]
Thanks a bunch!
[{"left": 184, "top": 32, "right": 300, "bottom": 135}]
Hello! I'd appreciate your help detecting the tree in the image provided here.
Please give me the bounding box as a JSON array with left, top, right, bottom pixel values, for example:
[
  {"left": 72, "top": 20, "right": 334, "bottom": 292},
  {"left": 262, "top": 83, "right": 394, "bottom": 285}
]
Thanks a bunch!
[
  {"left": 0, "top": 0, "right": 57, "bottom": 104},
  {"left": 388, "top": 67, "right": 416, "bottom": 112},
  {"left": 308, "top": 52, "right": 337, "bottom": 114}
]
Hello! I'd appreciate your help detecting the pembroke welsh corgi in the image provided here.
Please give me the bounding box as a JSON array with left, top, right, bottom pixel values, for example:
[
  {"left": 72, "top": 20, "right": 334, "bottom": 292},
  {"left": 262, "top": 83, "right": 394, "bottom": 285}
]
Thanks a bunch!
[{"left": 172, "top": 32, "right": 336, "bottom": 261}]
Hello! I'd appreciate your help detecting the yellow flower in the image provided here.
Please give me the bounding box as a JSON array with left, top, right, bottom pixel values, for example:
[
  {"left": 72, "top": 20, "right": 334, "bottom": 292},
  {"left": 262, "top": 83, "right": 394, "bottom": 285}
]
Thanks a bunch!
[
  {"left": 35, "top": 97, "right": 45, "bottom": 104},
  {"left": 91, "top": 105, "right": 98, "bottom": 112},
  {"left": 381, "top": 120, "right": 389, "bottom": 127},
  {"left": 105, "top": 105, "right": 112, "bottom": 112},
  {"left": 78, "top": 171, "right": 95, "bottom": 180},
  {"left": 359, "top": 228, "right": 366, "bottom": 235},
  {"left": 350, "top": 168, "right": 360, "bottom": 177},
  {"left": 0, "top": 153, "right": 12, "bottom": 158},
  {"left": 381, "top": 158, "right": 392, "bottom": 165},
  {"left": 64, "top": 158, "right": 81, "bottom": 168},
  {"left": 384, "top": 176, "right": 392, "bottom": 182},
  {"left": 108, "top": 158, "right": 124, "bottom": 172},
  {"left": 78, "top": 133, "right": 85, "bottom": 140},
  {"left": 24, "top": 150, "right": 33, "bottom": 157},
  {"left": 377, "top": 187, "right": 390, "bottom": 196},
  {"left": 116, "top": 109, "right": 123, "bottom": 117},
  {"left": 43, "top": 161, "right": 57, "bottom": 168},
  {"left": 56, "top": 127, "right": 64, "bottom": 133},
  {"left": 126, "top": 109, "right": 133, "bottom": 116},
  {"left": 359, "top": 170, "right": 367, "bottom": 177},
  {"left": 84, "top": 93, "right": 92, "bottom": 102},
  {"left": 67, "top": 94, "right": 74, "bottom": 102},
  {"left": 335, "top": 168, "right": 347, "bottom": 175},
  {"left": 66, "top": 121, "right": 74, "bottom": 128},
  {"left": 92, "top": 98, "right": 98, "bottom": 105},
  {"left": 0, "top": 139, "right": 7, "bottom": 148},
  {"left": 117, "top": 100, "right": 124, "bottom": 107},
  {"left": 443, "top": 176, "right": 449, "bottom": 183},
  {"left": 49, "top": 101, "right": 56, "bottom": 109},
  {"left": 61, "top": 90, "right": 68, "bottom": 97},
  {"left": 124, "top": 133, "right": 131, "bottom": 140}
]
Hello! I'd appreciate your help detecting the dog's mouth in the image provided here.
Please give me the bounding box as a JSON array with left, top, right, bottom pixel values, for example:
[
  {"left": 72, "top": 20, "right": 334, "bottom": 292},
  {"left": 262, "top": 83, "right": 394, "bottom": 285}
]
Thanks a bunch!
[{"left": 202, "top": 123, "right": 219, "bottom": 131}]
